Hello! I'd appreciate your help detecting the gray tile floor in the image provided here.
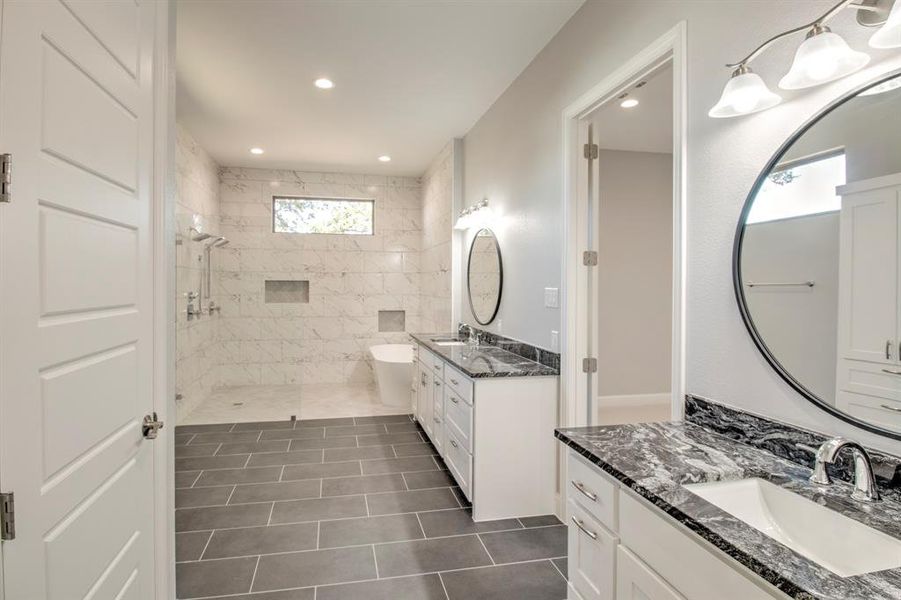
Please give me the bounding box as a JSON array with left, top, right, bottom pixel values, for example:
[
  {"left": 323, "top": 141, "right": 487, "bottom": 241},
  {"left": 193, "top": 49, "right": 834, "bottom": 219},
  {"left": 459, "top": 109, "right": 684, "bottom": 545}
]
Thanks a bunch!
[{"left": 175, "top": 414, "right": 568, "bottom": 599}]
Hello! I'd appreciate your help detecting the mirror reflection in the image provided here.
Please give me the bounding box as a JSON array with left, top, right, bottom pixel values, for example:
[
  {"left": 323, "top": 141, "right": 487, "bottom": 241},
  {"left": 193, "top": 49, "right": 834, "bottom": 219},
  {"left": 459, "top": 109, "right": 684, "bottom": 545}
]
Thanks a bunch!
[
  {"left": 737, "top": 73, "right": 901, "bottom": 436},
  {"left": 467, "top": 228, "right": 503, "bottom": 325}
]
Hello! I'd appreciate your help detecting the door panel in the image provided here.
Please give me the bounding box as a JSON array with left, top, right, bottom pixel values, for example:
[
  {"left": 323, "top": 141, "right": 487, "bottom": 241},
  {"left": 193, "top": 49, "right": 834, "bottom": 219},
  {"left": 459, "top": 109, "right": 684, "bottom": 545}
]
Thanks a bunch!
[
  {"left": 616, "top": 546, "right": 684, "bottom": 600},
  {"left": 837, "top": 190, "right": 898, "bottom": 363},
  {"left": 0, "top": 1, "right": 158, "bottom": 598}
]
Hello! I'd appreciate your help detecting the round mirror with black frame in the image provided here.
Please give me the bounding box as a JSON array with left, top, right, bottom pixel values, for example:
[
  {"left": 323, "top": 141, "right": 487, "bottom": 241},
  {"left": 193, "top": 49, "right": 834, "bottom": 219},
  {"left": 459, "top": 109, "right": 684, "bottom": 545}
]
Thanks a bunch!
[
  {"left": 467, "top": 228, "right": 503, "bottom": 325},
  {"left": 734, "top": 69, "right": 901, "bottom": 440}
]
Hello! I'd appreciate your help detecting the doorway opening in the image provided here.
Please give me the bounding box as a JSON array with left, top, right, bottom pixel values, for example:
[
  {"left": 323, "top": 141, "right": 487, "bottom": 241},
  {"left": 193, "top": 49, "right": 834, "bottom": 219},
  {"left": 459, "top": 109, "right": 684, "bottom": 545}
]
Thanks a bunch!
[{"left": 561, "top": 24, "right": 686, "bottom": 429}]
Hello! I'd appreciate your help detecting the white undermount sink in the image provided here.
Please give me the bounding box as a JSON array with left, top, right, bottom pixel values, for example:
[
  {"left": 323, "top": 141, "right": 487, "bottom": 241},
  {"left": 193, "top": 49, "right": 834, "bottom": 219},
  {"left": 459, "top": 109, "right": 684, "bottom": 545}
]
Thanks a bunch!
[{"left": 683, "top": 477, "right": 901, "bottom": 577}]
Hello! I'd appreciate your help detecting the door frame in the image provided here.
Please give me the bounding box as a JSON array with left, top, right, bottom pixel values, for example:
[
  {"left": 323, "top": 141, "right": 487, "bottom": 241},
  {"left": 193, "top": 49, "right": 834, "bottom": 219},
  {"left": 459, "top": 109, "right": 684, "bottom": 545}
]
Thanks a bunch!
[
  {"left": 152, "top": 0, "right": 176, "bottom": 597},
  {"left": 560, "top": 22, "right": 687, "bottom": 429}
]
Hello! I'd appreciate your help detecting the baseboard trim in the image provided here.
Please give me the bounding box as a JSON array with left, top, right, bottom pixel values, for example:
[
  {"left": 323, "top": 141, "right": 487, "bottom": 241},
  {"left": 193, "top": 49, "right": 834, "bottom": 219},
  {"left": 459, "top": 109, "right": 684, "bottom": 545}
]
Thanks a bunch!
[{"left": 596, "top": 392, "right": 671, "bottom": 408}]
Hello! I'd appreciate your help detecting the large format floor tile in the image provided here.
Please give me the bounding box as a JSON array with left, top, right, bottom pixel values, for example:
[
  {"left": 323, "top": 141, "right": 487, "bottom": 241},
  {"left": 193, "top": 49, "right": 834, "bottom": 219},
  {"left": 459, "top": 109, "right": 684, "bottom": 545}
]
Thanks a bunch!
[{"left": 174, "top": 413, "right": 568, "bottom": 599}]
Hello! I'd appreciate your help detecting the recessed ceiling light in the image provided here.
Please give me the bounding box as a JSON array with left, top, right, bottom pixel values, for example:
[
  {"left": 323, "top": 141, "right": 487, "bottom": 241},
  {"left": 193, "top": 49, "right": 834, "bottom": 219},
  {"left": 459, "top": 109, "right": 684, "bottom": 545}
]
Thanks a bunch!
[
  {"left": 249, "top": 147, "right": 264, "bottom": 155},
  {"left": 620, "top": 98, "right": 639, "bottom": 108},
  {"left": 314, "top": 78, "right": 334, "bottom": 89},
  {"left": 378, "top": 155, "right": 391, "bottom": 162}
]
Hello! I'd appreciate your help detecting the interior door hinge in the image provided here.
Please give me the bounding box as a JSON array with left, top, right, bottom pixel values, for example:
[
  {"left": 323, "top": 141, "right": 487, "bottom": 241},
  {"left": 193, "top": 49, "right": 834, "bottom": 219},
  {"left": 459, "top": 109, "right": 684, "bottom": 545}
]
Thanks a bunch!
[
  {"left": 1, "top": 492, "right": 15, "bottom": 541},
  {"left": 583, "top": 143, "right": 598, "bottom": 160},
  {"left": 582, "top": 357, "right": 598, "bottom": 373},
  {"left": 0, "top": 154, "right": 11, "bottom": 203},
  {"left": 582, "top": 250, "right": 598, "bottom": 266}
]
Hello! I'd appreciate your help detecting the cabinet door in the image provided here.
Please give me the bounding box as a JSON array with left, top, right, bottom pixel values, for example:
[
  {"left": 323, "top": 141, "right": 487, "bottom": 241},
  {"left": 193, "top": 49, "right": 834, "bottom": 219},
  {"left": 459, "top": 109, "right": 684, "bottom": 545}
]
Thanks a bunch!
[
  {"left": 838, "top": 190, "right": 899, "bottom": 364},
  {"left": 431, "top": 377, "right": 445, "bottom": 454},
  {"left": 417, "top": 363, "right": 433, "bottom": 437},
  {"left": 567, "top": 499, "right": 616, "bottom": 600},
  {"left": 616, "top": 546, "right": 685, "bottom": 600}
]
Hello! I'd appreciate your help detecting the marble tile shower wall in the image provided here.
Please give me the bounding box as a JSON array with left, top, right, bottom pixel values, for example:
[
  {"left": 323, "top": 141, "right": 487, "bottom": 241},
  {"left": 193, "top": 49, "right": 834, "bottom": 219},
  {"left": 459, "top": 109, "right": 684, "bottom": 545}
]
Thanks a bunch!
[
  {"left": 175, "top": 125, "right": 221, "bottom": 418},
  {"left": 419, "top": 142, "right": 454, "bottom": 333},
  {"left": 215, "top": 168, "right": 423, "bottom": 385}
]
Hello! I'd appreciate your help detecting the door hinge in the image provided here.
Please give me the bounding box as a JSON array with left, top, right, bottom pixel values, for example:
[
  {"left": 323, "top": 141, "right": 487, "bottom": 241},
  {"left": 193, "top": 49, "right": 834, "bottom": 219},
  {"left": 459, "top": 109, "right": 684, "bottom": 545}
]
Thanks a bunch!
[
  {"left": 0, "top": 154, "right": 10, "bottom": 203},
  {"left": 1, "top": 492, "right": 14, "bottom": 541},
  {"left": 583, "top": 143, "right": 598, "bottom": 160},
  {"left": 582, "top": 357, "right": 598, "bottom": 373},
  {"left": 582, "top": 250, "right": 598, "bottom": 266}
]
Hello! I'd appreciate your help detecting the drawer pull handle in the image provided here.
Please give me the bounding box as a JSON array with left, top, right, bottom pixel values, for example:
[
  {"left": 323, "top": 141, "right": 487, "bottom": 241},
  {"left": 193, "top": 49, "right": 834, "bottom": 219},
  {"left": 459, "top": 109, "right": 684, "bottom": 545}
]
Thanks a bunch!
[
  {"left": 882, "top": 369, "right": 901, "bottom": 376},
  {"left": 450, "top": 378, "right": 459, "bottom": 385},
  {"left": 450, "top": 396, "right": 459, "bottom": 404},
  {"left": 571, "top": 516, "right": 598, "bottom": 540},
  {"left": 880, "top": 404, "right": 901, "bottom": 413},
  {"left": 450, "top": 439, "right": 459, "bottom": 448},
  {"left": 434, "top": 381, "right": 441, "bottom": 387},
  {"left": 434, "top": 416, "right": 441, "bottom": 423},
  {"left": 571, "top": 480, "right": 598, "bottom": 502}
]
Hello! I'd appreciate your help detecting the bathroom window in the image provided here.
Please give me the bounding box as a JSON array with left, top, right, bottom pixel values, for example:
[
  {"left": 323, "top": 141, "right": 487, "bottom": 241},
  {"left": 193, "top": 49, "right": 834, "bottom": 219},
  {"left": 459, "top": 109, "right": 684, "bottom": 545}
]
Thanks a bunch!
[
  {"left": 273, "top": 196, "right": 374, "bottom": 235},
  {"left": 746, "top": 150, "right": 846, "bottom": 224}
]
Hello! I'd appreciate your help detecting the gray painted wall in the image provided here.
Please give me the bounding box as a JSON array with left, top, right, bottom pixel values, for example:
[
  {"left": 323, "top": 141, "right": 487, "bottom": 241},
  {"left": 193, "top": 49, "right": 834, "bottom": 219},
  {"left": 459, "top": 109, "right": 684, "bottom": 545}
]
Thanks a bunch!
[
  {"left": 457, "top": 0, "right": 901, "bottom": 453},
  {"left": 597, "top": 150, "right": 672, "bottom": 397}
]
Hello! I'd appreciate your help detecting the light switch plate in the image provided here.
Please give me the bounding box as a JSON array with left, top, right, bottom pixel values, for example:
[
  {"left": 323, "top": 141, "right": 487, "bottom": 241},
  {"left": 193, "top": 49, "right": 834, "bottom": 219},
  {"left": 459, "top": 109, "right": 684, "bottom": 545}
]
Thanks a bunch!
[{"left": 544, "top": 287, "right": 559, "bottom": 309}]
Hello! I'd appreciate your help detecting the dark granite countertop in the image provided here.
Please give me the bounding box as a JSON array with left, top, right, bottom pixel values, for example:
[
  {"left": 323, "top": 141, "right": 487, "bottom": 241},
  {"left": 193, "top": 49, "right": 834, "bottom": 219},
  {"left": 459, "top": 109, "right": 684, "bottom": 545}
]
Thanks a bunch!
[
  {"left": 410, "top": 333, "right": 559, "bottom": 379},
  {"left": 555, "top": 422, "right": 901, "bottom": 600}
]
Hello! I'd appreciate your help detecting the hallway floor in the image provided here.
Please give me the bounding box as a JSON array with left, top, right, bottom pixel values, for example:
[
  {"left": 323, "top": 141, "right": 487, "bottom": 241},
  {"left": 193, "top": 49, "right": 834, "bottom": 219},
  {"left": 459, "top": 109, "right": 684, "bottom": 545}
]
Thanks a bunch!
[
  {"left": 180, "top": 384, "right": 410, "bottom": 425},
  {"left": 174, "top": 414, "right": 568, "bottom": 599}
]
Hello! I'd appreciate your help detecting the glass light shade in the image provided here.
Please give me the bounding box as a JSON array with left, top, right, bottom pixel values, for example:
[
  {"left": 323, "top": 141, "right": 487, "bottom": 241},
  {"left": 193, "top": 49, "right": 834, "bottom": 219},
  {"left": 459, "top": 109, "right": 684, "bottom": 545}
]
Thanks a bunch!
[
  {"left": 779, "top": 29, "right": 870, "bottom": 90},
  {"left": 709, "top": 70, "right": 782, "bottom": 118},
  {"left": 453, "top": 212, "right": 471, "bottom": 230},
  {"left": 870, "top": 0, "right": 901, "bottom": 49}
]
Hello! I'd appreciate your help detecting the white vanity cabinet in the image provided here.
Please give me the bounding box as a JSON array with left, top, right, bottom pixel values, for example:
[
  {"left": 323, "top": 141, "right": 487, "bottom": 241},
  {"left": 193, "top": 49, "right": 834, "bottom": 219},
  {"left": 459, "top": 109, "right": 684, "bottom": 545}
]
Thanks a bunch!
[
  {"left": 411, "top": 342, "right": 558, "bottom": 521},
  {"left": 835, "top": 173, "right": 901, "bottom": 427},
  {"left": 564, "top": 449, "right": 788, "bottom": 600}
]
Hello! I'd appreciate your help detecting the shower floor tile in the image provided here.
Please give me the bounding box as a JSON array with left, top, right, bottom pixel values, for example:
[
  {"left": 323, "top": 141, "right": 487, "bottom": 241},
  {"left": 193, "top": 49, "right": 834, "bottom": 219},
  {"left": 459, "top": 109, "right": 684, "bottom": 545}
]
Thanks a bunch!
[
  {"left": 174, "top": 414, "right": 567, "bottom": 600},
  {"left": 180, "top": 383, "right": 407, "bottom": 425}
]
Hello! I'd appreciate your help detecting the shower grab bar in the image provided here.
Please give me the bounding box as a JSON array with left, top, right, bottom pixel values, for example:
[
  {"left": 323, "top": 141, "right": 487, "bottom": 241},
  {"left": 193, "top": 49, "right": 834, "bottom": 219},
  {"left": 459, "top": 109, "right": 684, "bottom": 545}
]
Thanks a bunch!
[{"left": 745, "top": 281, "right": 815, "bottom": 288}]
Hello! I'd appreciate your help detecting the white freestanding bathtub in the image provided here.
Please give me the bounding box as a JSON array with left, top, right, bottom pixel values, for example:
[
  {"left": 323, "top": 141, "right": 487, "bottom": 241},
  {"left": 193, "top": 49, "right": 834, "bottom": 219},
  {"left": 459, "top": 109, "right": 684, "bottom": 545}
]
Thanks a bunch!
[{"left": 370, "top": 344, "right": 415, "bottom": 408}]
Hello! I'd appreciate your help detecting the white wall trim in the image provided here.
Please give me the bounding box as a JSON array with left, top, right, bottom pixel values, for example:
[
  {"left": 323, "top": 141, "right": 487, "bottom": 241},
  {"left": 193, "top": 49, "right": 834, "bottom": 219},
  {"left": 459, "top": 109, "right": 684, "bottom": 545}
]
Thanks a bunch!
[
  {"left": 153, "top": 0, "right": 176, "bottom": 597},
  {"left": 560, "top": 22, "right": 688, "bottom": 430}
]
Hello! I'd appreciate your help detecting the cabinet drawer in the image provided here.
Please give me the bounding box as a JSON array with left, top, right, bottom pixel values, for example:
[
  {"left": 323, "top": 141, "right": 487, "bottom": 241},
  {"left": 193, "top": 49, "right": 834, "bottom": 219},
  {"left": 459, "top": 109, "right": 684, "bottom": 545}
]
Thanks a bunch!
[
  {"left": 444, "top": 387, "right": 473, "bottom": 452},
  {"left": 445, "top": 427, "right": 472, "bottom": 501},
  {"left": 838, "top": 359, "right": 901, "bottom": 402},
  {"left": 616, "top": 546, "right": 685, "bottom": 600},
  {"left": 424, "top": 348, "right": 445, "bottom": 380},
  {"left": 842, "top": 390, "right": 901, "bottom": 430},
  {"left": 568, "top": 499, "right": 616, "bottom": 600},
  {"left": 567, "top": 450, "right": 617, "bottom": 533},
  {"left": 619, "top": 491, "right": 777, "bottom": 600},
  {"left": 444, "top": 363, "right": 473, "bottom": 404}
]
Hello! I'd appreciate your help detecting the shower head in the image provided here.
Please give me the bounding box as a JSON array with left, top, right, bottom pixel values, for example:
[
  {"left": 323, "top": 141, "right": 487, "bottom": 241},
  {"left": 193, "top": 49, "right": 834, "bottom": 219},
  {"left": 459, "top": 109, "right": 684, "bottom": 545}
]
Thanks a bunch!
[{"left": 189, "top": 227, "right": 213, "bottom": 242}]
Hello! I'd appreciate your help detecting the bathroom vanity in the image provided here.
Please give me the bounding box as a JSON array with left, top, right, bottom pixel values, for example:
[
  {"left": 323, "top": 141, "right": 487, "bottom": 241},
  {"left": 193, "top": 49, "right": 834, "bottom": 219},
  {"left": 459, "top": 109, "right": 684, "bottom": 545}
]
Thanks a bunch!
[
  {"left": 410, "top": 333, "right": 559, "bottom": 521},
  {"left": 555, "top": 398, "right": 901, "bottom": 600}
]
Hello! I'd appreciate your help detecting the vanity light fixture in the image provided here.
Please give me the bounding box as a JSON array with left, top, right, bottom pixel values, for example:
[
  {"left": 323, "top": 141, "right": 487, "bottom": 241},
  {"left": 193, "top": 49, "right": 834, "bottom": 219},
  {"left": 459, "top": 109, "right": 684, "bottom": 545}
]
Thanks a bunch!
[
  {"left": 710, "top": 0, "right": 896, "bottom": 118},
  {"left": 249, "top": 147, "right": 265, "bottom": 155},
  {"left": 779, "top": 24, "right": 870, "bottom": 89},
  {"left": 870, "top": 0, "right": 901, "bottom": 47},
  {"left": 620, "top": 98, "right": 639, "bottom": 108},
  {"left": 314, "top": 78, "right": 334, "bottom": 89},
  {"left": 709, "top": 65, "right": 782, "bottom": 118},
  {"left": 454, "top": 198, "right": 489, "bottom": 230},
  {"left": 378, "top": 155, "right": 391, "bottom": 162}
]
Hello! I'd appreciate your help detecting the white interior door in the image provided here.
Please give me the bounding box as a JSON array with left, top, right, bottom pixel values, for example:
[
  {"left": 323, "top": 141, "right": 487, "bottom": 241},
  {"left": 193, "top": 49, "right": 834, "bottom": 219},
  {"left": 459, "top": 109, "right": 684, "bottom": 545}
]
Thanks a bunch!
[{"left": 0, "top": 1, "right": 160, "bottom": 598}]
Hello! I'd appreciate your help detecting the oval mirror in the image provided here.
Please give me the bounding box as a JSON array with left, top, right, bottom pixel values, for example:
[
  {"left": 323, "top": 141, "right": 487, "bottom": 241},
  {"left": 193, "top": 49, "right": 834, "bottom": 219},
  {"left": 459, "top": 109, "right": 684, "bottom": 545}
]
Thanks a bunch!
[
  {"left": 734, "top": 71, "right": 901, "bottom": 439},
  {"left": 467, "top": 228, "right": 503, "bottom": 325}
]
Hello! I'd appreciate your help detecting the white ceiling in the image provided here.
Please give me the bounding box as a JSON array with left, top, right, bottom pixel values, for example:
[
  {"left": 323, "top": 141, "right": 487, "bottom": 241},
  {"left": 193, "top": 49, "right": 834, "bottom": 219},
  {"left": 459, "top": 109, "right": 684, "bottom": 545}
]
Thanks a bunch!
[
  {"left": 592, "top": 63, "right": 674, "bottom": 154},
  {"left": 176, "top": 0, "right": 584, "bottom": 175}
]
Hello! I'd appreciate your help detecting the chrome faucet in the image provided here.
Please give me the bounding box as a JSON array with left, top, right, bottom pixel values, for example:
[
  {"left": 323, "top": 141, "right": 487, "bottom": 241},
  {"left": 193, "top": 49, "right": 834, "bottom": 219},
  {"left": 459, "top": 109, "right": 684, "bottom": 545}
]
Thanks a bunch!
[{"left": 809, "top": 438, "right": 880, "bottom": 502}]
